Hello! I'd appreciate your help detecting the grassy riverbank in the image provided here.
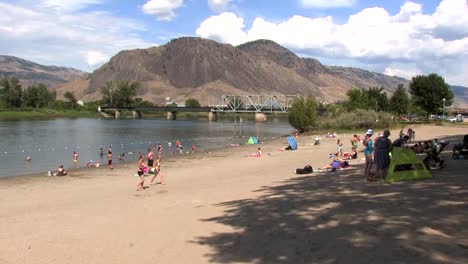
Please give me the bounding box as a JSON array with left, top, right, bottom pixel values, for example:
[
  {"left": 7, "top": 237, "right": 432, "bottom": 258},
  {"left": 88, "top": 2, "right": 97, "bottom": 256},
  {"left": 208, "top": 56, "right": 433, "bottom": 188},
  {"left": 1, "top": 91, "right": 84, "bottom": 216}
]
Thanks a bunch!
[{"left": 0, "top": 109, "right": 99, "bottom": 120}]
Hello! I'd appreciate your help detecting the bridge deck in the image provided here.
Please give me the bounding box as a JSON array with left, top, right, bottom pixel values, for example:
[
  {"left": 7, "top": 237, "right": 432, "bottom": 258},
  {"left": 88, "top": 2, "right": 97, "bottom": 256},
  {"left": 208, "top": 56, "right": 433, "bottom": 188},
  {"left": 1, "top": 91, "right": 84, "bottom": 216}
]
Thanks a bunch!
[{"left": 99, "top": 106, "right": 290, "bottom": 113}]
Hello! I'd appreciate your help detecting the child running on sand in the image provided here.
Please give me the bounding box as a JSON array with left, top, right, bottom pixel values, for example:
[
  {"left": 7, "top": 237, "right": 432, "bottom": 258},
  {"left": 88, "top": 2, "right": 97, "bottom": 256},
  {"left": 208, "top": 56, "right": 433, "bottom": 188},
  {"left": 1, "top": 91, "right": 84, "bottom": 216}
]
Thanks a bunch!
[{"left": 150, "top": 156, "right": 164, "bottom": 185}]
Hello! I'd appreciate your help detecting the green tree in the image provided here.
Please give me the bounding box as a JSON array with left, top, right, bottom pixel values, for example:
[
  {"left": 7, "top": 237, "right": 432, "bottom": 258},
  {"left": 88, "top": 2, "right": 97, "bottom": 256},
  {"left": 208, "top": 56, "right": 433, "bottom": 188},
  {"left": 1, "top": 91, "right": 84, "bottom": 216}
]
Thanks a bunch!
[
  {"left": 409, "top": 73, "right": 454, "bottom": 119},
  {"left": 0, "top": 77, "right": 23, "bottom": 108},
  {"left": 23, "top": 83, "right": 55, "bottom": 109},
  {"left": 389, "top": 84, "right": 410, "bottom": 116},
  {"left": 288, "top": 96, "right": 317, "bottom": 132},
  {"left": 185, "top": 98, "right": 201, "bottom": 107},
  {"left": 344, "top": 88, "right": 368, "bottom": 111},
  {"left": 100, "top": 81, "right": 116, "bottom": 106},
  {"left": 367, "top": 86, "right": 389, "bottom": 112},
  {"left": 100, "top": 80, "right": 139, "bottom": 107},
  {"left": 64, "top": 91, "right": 78, "bottom": 109}
]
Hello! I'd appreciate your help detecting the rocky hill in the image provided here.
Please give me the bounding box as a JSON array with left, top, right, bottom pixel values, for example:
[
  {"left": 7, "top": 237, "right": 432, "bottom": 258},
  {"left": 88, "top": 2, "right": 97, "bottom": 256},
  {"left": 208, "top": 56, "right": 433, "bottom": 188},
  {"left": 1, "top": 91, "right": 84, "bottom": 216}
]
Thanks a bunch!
[
  {"left": 0, "top": 55, "right": 86, "bottom": 88},
  {"left": 59, "top": 37, "right": 408, "bottom": 105}
]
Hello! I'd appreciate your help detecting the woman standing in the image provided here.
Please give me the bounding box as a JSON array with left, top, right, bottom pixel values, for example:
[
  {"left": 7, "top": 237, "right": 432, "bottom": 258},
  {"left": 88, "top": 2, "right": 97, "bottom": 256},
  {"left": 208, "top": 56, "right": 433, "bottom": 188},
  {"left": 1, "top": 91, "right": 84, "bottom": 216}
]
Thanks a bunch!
[
  {"left": 374, "top": 129, "right": 392, "bottom": 180},
  {"left": 136, "top": 154, "right": 147, "bottom": 191},
  {"left": 363, "top": 129, "right": 374, "bottom": 181}
]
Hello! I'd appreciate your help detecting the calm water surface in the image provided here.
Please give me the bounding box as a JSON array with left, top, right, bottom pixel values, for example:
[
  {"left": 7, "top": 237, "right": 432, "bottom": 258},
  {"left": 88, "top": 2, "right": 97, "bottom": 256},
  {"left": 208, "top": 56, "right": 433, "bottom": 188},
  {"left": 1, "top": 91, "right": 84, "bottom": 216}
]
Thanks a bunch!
[{"left": 0, "top": 118, "right": 292, "bottom": 177}]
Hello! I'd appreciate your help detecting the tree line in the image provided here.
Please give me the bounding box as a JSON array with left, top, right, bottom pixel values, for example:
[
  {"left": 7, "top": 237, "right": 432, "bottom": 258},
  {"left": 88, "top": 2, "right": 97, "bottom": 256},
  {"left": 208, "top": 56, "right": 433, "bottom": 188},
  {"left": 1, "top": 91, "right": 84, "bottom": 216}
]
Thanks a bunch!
[{"left": 288, "top": 73, "right": 455, "bottom": 132}]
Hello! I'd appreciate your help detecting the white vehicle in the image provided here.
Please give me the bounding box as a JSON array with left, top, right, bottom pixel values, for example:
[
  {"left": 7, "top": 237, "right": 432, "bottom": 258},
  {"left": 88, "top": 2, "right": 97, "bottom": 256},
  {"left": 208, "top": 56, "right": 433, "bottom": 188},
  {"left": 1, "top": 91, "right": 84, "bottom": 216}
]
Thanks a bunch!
[{"left": 448, "top": 116, "right": 457, "bottom": 123}]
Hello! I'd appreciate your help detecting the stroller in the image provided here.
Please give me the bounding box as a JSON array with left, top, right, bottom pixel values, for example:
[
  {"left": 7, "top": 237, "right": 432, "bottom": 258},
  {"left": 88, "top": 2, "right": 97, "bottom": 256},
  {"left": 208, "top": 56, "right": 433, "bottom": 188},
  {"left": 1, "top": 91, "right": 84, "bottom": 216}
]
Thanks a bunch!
[{"left": 423, "top": 140, "right": 449, "bottom": 170}]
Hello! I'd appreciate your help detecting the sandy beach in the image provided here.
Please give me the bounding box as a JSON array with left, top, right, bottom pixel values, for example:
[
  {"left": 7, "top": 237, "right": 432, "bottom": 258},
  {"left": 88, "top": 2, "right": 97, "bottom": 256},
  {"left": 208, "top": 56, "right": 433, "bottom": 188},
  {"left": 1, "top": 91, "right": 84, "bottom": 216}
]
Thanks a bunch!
[{"left": 0, "top": 125, "right": 467, "bottom": 264}]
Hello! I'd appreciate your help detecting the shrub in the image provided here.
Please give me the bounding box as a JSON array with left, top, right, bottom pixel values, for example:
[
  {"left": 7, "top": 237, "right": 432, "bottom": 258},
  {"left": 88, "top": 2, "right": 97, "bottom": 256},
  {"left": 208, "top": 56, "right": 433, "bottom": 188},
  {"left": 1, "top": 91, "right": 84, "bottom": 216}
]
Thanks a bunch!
[
  {"left": 318, "top": 109, "right": 394, "bottom": 130},
  {"left": 288, "top": 97, "right": 317, "bottom": 132}
]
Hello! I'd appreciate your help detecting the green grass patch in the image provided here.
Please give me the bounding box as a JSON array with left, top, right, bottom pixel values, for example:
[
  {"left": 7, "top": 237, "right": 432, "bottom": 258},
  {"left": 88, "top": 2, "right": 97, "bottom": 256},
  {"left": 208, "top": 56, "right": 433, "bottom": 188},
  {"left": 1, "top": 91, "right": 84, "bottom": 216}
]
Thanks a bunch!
[{"left": 0, "top": 109, "right": 99, "bottom": 120}]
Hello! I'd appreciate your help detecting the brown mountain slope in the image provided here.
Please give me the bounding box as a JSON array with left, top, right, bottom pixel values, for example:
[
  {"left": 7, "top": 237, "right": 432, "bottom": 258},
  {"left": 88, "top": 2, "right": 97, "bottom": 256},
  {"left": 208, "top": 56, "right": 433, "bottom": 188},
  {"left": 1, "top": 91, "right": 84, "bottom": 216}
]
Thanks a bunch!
[
  {"left": 0, "top": 55, "right": 86, "bottom": 88},
  {"left": 58, "top": 37, "right": 456, "bottom": 106}
]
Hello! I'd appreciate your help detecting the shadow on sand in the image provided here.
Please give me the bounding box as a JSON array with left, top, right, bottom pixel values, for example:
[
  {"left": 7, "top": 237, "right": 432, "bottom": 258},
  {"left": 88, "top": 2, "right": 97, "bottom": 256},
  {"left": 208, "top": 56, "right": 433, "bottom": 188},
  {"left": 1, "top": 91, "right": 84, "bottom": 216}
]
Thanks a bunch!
[{"left": 194, "top": 135, "right": 468, "bottom": 264}]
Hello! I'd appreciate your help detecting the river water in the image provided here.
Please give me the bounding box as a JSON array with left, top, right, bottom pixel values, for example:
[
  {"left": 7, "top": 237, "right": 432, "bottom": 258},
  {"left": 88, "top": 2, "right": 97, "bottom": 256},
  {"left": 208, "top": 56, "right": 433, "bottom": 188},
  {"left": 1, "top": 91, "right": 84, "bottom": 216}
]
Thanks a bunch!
[{"left": 0, "top": 118, "right": 292, "bottom": 177}]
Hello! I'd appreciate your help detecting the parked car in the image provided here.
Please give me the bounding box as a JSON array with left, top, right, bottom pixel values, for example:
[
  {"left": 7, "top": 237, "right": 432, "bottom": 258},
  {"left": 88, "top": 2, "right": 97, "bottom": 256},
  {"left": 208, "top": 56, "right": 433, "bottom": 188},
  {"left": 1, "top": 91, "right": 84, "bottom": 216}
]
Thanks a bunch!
[{"left": 449, "top": 116, "right": 457, "bottom": 123}]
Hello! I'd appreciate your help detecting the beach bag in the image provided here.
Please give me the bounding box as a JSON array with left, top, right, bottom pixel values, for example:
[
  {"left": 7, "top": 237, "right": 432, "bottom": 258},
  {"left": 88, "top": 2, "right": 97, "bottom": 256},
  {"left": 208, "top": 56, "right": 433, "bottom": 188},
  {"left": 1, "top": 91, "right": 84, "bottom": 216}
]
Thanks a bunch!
[{"left": 295, "top": 165, "right": 313, "bottom": 174}]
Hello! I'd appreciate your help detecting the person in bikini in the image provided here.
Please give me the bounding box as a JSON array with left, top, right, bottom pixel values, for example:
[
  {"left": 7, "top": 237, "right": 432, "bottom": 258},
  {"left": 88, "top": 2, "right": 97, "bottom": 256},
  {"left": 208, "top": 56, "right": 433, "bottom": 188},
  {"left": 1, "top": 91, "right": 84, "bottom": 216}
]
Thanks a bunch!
[
  {"left": 250, "top": 147, "right": 262, "bottom": 157},
  {"left": 72, "top": 151, "right": 79, "bottom": 168},
  {"left": 107, "top": 150, "right": 113, "bottom": 170},
  {"left": 150, "top": 156, "right": 165, "bottom": 185}
]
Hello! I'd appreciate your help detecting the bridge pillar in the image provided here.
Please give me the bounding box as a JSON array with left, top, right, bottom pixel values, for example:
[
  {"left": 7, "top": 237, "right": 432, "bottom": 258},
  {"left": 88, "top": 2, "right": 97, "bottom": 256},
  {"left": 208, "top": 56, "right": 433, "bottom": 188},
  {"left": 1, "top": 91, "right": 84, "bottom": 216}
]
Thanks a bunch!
[
  {"left": 132, "top": 110, "right": 142, "bottom": 119},
  {"left": 167, "top": 111, "right": 177, "bottom": 120},
  {"left": 115, "top": 110, "right": 121, "bottom": 119},
  {"left": 208, "top": 112, "right": 217, "bottom": 121},
  {"left": 255, "top": 113, "right": 267, "bottom": 122}
]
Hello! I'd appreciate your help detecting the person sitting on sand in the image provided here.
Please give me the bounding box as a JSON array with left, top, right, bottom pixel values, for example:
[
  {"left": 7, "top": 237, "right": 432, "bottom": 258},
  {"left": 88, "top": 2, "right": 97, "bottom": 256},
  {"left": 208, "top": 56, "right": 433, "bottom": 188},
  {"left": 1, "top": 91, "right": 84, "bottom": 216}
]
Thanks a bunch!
[
  {"left": 48, "top": 165, "right": 67, "bottom": 176},
  {"left": 393, "top": 135, "right": 410, "bottom": 148},
  {"left": 250, "top": 147, "right": 262, "bottom": 157}
]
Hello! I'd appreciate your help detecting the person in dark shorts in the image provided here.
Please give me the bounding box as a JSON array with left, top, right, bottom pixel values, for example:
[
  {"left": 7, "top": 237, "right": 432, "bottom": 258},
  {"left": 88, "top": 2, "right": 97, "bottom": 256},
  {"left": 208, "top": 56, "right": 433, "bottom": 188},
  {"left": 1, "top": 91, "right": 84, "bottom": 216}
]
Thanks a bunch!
[
  {"left": 136, "top": 154, "right": 146, "bottom": 191},
  {"left": 147, "top": 148, "right": 155, "bottom": 168}
]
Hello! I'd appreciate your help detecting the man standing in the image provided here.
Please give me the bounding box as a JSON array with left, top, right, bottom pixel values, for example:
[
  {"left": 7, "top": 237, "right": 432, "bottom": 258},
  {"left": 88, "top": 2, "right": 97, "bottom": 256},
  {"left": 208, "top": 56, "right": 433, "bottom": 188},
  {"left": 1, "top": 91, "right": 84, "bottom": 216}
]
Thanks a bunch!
[{"left": 147, "top": 147, "right": 155, "bottom": 170}]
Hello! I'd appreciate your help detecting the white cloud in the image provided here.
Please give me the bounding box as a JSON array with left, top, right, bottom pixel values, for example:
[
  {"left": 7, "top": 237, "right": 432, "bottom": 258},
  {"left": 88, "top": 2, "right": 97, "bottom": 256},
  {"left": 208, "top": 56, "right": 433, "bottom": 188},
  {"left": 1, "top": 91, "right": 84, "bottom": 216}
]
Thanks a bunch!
[
  {"left": 208, "top": 0, "right": 232, "bottom": 12},
  {"left": 0, "top": 2, "right": 155, "bottom": 71},
  {"left": 300, "top": 0, "right": 354, "bottom": 8},
  {"left": 196, "top": 0, "right": 468, "bottom": 85},
  {"left": 196, "top": 12, "right": 247, "bottom": 45},
  {"left": 142, "top": 0, "right": 183, "bottom": 21},
  {"left": 86, "top": 51, "right": 107, "bottom": 66},
  {"left": 384, "top": 67, "right": 421, "bottom": 80},
  {"left": 41, "top": 0, "right": 103, "bottom": 11}
]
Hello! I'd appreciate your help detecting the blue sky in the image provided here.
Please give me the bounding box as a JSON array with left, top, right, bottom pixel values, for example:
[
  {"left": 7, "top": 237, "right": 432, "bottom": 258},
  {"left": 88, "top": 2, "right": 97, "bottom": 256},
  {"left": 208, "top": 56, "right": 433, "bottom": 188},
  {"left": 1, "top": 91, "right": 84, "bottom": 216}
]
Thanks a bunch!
[{"left": 1, "top": 0, "right": 467, "bottom": 86}]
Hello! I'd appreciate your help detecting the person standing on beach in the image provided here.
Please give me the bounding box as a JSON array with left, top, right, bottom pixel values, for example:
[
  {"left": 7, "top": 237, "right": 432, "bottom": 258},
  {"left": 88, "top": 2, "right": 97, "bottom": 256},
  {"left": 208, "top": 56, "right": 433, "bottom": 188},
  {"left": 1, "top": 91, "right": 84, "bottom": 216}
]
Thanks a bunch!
[
  {"left": 136, "top": 154, "right": 146, "bottom": 191},
  {"left": 147, "top": 148, "right": 155, "bottom": 170},
  {"left": 337, "top": 139, "right": 343, "bottom": 157},
  {"left": 157, "top": 143, "right": 162, "bottom": 157},
  {"left": 350, "top": 135, "right": 359, "bottom": 151},
  {"left": 168, "top": 141, "right": 173, "bottom": 157},
  {"left": 363, "top": 129, "right": 374, "bottom": 181},
  {"left": 374, "top": 129, "right": 392, "bottom": 180},
  {"left": 107, "top": 150, "right": 113, "bottom": 170},
  {"left": 175, "top": 140, "right": 181, "bottom": 154},
  {"left": 72, "top": 151, "right": 79, "bottom": 168}
]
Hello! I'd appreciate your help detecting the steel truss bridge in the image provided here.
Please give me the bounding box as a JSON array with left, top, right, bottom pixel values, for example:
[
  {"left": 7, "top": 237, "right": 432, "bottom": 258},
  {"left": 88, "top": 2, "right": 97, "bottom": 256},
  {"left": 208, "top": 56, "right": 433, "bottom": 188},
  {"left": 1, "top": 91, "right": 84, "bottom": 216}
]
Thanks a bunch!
[
  {"left": 99, "top": 95, "right": 299, "bottom": 114},
  {"left": 209, "top": 95, "right": 299, "bottom": 113}
]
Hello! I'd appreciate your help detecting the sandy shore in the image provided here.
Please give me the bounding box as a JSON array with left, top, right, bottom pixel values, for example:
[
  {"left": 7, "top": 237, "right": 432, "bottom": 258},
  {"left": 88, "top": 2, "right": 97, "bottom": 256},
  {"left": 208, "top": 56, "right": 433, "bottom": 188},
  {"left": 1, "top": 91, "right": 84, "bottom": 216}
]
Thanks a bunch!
[{"left": 0, "top": 125, "right": 467, "bottom": 264}]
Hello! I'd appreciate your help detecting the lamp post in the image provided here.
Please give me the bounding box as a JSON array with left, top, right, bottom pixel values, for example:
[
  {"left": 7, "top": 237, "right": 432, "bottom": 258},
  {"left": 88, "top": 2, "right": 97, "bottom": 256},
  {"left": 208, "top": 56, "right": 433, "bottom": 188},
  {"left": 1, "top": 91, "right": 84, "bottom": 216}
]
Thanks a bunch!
[{"left": 442, "top": 98, "right": 446, "bottom": 125}]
